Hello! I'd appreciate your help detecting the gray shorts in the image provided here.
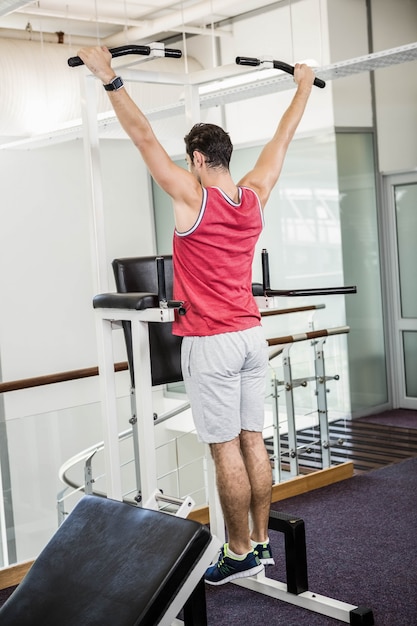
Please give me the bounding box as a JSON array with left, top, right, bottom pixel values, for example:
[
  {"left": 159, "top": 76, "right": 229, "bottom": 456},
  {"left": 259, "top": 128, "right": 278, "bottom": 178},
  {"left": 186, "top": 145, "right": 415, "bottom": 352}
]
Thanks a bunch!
[{"left": 181, "top": 326, "right": 268, "bottom": 444}]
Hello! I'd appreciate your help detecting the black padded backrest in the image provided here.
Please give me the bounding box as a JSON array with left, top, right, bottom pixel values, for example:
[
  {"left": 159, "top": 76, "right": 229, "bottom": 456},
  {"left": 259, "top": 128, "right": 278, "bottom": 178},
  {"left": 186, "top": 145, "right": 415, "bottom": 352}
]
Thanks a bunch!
[
  {"left": 112, "top": 256, "right": 183, "bottom": 388},
  {"left": 0, "top": 495, "right": 212, "bottom": 626}
]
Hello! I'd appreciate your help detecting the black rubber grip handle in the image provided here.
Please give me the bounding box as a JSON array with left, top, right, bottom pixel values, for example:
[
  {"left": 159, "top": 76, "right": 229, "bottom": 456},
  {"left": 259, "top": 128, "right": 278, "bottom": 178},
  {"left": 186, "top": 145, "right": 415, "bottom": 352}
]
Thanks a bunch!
[
  {"left": 164, "top": 48, "right": 182, "bottom": 58},
  {"left": 156, "top": 256, "right": 167, "bottom": 303},
  {"left": 273, "top": 60, "right": 325, "bottom": 88},
  {"left": 261, "top": 249, "right": 271, "bottom": 291},
  {"left": 68, "top": 44, "right": 182, "bottom": 67},
  {"left": 235, "top": 56, "right": 325, "bottom": 88},
  {"left": 235, "top": 56, "right": 261, "bottom": 67}
]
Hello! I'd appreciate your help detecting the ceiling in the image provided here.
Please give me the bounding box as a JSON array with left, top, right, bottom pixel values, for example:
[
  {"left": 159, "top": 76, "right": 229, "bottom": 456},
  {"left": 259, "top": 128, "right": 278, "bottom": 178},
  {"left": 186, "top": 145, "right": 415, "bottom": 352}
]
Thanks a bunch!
[
  {"left": 0, "top": 0, "right": 283, "bottom": 46},
  {"left": 1, "top": 0, "right": 416, "bottom": 150}
]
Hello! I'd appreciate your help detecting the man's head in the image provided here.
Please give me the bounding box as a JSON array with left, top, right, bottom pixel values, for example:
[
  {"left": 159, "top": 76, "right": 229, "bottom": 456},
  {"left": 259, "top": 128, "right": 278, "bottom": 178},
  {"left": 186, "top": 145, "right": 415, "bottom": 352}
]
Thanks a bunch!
[{"left": 184, "top": 123, "right": 233, "bottom": 171}]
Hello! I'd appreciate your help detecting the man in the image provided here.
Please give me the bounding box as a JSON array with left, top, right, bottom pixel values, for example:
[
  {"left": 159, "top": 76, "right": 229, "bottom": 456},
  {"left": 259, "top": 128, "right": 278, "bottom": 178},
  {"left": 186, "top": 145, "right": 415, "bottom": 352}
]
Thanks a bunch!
[{"left": 78, "top": 46, "right": 315, "bottom": 585}]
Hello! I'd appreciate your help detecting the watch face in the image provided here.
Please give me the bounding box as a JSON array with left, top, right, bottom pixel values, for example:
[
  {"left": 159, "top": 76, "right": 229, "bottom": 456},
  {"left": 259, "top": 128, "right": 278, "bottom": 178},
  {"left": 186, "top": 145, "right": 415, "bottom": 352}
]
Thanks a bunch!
[
  {"left": 105, "top": 76, "right": 123, "bottom": 91},
  {"left": 112, "top": 77, "right": 123, "bottom": 90}
]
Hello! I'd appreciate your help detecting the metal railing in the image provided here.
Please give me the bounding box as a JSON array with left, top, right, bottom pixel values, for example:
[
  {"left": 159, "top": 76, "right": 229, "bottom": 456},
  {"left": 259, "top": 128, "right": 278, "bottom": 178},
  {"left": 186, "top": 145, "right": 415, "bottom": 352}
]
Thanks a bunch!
[
  {"left": 56, "top": 399, "right": 206, "bottom": 524},
  {"left": 0, "top": 302, "right": 350, "bottom": 567},
  {"left": 54, "top": 318, "right": 349, "bottom": 523}
]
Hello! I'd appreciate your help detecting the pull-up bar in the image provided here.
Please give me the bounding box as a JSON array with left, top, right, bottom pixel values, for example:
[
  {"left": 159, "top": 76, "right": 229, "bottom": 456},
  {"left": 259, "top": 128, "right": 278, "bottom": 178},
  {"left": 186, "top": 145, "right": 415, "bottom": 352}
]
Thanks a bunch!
[
  {"left": 68, "top": 44, "right": 182, "bottom": 68},
  {"left": 236, "top": 56, "right": 326, "bottom": 88}
]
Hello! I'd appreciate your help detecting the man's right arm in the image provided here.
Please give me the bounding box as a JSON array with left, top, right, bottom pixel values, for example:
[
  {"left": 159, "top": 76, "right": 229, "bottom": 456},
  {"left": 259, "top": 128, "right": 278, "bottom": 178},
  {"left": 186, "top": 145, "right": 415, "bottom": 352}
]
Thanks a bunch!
[{"left": 77, "top": 46, "right": 202, "bottom": 229}]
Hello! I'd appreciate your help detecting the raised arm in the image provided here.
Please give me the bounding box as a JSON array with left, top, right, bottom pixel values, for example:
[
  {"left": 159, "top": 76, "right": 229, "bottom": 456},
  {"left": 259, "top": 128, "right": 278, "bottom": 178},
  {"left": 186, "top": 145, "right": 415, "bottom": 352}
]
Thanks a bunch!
[
  {"left": 238, "top": 63, "right": 315, "bottom": 208},
  {"left": 76, "top": 46, "right": 202, "bottom": 231}
]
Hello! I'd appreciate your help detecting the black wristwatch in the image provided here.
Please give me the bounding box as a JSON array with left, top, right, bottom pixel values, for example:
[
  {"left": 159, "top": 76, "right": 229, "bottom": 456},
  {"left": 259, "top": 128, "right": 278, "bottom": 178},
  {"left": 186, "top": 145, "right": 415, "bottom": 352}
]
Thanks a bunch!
[{"left": 104, "top": 76, "right": 124, "bottom": 91}]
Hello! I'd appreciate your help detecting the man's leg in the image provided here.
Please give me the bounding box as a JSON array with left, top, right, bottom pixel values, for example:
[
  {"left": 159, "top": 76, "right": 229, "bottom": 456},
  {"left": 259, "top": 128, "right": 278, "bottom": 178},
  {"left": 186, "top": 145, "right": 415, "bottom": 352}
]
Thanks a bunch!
[
  {"left": 205, "top": 435, "right": 264, "bottom": 585},
  {"left": 239, "top": 430, "right": 272, "bottom": 544},
  {"left": 209, "top": 436, "right": 252, "bottom": 555}
]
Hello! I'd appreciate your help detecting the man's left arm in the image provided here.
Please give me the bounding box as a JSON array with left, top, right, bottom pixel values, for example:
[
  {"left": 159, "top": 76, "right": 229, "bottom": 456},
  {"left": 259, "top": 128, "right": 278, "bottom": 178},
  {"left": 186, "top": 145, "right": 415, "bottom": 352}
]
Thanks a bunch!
[{"left": 238, "top": 64, "right": 315, "bottom": 208}]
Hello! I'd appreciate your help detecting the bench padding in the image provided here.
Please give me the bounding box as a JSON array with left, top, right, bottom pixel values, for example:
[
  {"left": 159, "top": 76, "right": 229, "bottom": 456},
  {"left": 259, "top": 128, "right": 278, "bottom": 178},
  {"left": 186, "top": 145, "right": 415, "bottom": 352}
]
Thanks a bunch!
[{"left": 0, "top": 496, "right": 212, "bottom": 625}]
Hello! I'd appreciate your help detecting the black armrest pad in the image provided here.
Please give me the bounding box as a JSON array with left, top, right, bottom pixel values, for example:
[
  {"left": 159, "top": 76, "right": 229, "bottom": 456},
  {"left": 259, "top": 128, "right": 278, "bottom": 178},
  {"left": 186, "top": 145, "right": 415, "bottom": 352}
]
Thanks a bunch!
[{"left": 93, "top": 292, "right": 159, "bottom": 310}]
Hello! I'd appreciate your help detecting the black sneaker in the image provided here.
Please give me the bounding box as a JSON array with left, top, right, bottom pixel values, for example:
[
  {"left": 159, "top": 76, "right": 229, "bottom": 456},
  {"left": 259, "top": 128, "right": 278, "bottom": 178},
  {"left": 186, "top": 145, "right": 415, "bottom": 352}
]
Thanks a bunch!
[
  {"left": 204, "top": 543, "right": 264, "bottom": 586},
  {"left": 254, "top": 541, "right": 275, "bottom": 565}
]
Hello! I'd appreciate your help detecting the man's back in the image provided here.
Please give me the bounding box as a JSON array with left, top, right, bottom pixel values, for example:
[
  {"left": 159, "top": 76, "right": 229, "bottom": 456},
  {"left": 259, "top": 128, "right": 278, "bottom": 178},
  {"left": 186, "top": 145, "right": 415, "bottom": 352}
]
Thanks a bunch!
[{"left": 172, "top": 186, "right": 263, "bottom": 337}]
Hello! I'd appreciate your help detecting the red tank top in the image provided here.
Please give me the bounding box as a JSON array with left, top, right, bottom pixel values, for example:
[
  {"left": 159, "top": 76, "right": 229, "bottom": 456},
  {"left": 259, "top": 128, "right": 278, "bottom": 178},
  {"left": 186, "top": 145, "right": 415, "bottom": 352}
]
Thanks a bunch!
[{"left": 172, "top": 186, "right": 264, "bottom": 336}]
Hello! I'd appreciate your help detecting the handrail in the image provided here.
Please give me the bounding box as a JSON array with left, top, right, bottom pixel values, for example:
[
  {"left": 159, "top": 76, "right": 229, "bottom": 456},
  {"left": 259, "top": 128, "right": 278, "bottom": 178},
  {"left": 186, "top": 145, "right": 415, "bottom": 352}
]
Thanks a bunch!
[
  {"left": 58, "top": 400, "right": 191, "bottom": 492},
  {"left": 0, "top": 361, "right": 128, "bottom": 393},
  {"left": 59, "top": 328, "right": 347, "bottom": 497},
  {"left": 57, "top": 327, "right": 348, "bottom": 512},
  {"left": 267, "top": 325, "right": 350, "bottom": 347},
  {"left": 0, "top": 304, "right": 326, "bottom": 392},
  {"left": 261, "top": 304, "right": 325, "bottom": 317},
  {"left": 58, "top": 429, "right": 131, "bottom": 488}
]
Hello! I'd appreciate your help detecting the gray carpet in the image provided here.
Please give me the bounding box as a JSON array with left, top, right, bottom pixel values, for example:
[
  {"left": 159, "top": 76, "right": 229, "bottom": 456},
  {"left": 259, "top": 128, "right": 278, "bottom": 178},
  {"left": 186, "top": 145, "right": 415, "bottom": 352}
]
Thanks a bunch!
[
  {"left": 2, "top": 437, "right": 416, "bottom": 625},
  {"left": 206, "top": 456, "right": 417, "bottom": 625}
]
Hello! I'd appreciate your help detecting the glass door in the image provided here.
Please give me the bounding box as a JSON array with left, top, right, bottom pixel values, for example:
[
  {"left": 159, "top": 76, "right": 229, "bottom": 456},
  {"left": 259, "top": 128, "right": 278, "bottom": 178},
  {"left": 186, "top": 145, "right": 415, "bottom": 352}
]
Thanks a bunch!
[{"left": 384, "top": 173, "right": 417, "bottom": 409}]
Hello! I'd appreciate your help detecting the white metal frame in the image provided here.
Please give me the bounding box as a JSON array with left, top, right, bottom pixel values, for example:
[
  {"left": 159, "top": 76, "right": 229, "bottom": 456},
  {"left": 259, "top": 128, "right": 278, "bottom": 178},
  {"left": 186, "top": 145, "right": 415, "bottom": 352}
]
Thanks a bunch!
[
  {"left": 233, "top": 572, "right": 367, "bottom": 623},
  {"left": 167, "top": 535, "right": 221, "bottom": 626},
  {"left": 94, "top": 305, "right": 175, "bottom": 502},
  {"left": 94, "top": 300, "right": 372, "bottom": 624},
  {"left": 87, "top": 45, "right": 377, "bottom": 624}
]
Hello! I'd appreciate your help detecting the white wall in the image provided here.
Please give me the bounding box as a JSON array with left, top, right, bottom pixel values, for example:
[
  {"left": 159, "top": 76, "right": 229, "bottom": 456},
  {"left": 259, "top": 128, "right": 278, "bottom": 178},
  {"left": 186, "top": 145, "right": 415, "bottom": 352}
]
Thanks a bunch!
[
  {"left": 371, "top": 0, "right": 417, "bottom": 173},
  {"left": 0, "top": 137, "right": 155, "bottom": 561},
  {"left": 327, "top": 0, "right": 373, "bottom": 128},
  {"left": 328, "top": 0, "right": 417, "bottom": 172},
  {"left": 0, "top": 0, "right": 338, "bottom": 407},
  {"left": 0, "top": 138, "right": 154, "bottom": 420},
  {"left": 198, "top": 0, "right": 335, "bottom": 144}
]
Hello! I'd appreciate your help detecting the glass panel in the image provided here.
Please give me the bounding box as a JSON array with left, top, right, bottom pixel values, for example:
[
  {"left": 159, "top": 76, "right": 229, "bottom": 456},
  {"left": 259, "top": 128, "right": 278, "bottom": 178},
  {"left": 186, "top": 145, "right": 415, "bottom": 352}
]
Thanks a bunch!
[
  {"left": 153, "top": 134, "right": 351, "bottom": 414},
  {"left": 229, "top": 134, "right": 345, "bottom": 294},
  {"left": 152, "top": 161, "right": 183, "bottom": 256},
  {"left": 395, "top": 183, "right": 417, "bottom": 318},
  {"left": 154, "top": 132, "right": 387, "bottom": 413},
  {"left": 3, "top": 396, "right": 130, "bottom": 564},
  {"left": 403, "top": 331, "right": 417, "bottom": 397},
  {"left": 336, "top": 132, "right": 387, "bottom": 410},
  {"left": 153, "top": 134, "right": 345, "bottom": 295}
]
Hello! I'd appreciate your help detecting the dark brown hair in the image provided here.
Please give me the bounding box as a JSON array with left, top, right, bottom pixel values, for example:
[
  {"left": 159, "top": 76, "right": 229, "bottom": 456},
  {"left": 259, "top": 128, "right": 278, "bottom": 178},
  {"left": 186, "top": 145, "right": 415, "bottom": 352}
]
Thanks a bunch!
[{"left": 184, "top": 123, "right": 233, "bottom": 170}]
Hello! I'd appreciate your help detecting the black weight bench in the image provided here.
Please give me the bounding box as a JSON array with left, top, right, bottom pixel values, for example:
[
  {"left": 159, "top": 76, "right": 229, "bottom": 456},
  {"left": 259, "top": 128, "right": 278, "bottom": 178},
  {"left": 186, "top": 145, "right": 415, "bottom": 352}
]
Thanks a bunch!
[{"left": 0, "top": 495, "right": 218, "bottom": 626}]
